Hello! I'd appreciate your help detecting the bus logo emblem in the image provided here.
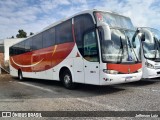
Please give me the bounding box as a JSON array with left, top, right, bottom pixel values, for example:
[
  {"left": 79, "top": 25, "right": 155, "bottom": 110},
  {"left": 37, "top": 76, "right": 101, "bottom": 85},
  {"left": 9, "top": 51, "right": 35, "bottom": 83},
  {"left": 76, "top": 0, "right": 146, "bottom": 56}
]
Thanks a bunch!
[{"left": 128, "top": 68, "right": 130, "bottom": 73}]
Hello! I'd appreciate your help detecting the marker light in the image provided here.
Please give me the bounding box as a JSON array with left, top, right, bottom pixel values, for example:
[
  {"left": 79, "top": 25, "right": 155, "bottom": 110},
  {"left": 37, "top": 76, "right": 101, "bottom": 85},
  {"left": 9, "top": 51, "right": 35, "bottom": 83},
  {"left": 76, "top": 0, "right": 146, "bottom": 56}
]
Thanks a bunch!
[
  {"left": 137, "top": 68, "right": 142, "bottom": 72},
  {"left": 103, "top": 69, "right": 119, "bottom": 74}
]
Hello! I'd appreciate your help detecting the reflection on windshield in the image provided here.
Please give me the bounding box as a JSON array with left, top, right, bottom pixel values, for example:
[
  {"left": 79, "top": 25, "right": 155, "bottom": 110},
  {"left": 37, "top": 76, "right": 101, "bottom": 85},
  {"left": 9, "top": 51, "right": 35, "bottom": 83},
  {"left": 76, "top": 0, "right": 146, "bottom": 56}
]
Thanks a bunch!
[
  {"left": 95, "top": 12, "right": 135, "bottom": 30},
  {"left": 149, "top": 28, "right": 160, "bottom": 41},
  {"left": 101, "top": 29, "right": 141, "bottom": 63},
  {"left": 142, "top": 28, "right": 160, "bottom": 60}
]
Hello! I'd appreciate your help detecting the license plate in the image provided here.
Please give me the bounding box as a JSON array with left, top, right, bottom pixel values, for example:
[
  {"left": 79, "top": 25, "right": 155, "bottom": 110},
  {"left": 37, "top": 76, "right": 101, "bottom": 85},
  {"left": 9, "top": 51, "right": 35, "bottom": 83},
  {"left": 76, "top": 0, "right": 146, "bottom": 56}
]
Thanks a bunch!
[{"left": 125, "top": 76, "right": 133, "bottom": 81}]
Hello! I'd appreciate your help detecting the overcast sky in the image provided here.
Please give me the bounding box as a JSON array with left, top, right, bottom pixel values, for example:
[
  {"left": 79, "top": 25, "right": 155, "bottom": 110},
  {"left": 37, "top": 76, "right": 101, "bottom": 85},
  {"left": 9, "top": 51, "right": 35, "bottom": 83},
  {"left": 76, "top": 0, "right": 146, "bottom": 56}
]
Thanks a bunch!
[{"left": 0, "top": 0, "right": 160, "bottom": 39}]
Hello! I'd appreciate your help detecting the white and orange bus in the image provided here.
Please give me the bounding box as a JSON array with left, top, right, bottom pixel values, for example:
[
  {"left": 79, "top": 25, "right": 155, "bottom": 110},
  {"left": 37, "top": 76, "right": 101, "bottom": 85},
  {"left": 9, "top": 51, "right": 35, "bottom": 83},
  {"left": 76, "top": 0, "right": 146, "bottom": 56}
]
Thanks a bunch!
[{"left": 9, "top": 10, "right": 142, "bottom": 89}]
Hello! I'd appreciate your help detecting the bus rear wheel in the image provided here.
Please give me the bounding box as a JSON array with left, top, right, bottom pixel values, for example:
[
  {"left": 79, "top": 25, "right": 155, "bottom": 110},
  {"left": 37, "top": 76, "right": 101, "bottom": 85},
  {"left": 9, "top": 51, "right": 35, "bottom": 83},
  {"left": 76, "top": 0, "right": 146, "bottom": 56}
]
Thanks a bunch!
[
  {"left": 18, "top": 70, "right": 23, "bottom": 80},
  {"left": 61, "top": 69, "right": 75, "bottom": 89}
]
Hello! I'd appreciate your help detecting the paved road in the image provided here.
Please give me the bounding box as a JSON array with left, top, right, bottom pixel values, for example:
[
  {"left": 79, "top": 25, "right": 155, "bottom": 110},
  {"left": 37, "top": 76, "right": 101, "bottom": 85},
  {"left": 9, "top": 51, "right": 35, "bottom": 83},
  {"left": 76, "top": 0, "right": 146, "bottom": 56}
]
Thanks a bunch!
[{"left": 0, "top": 74, "right": 160, "bottom": 119}]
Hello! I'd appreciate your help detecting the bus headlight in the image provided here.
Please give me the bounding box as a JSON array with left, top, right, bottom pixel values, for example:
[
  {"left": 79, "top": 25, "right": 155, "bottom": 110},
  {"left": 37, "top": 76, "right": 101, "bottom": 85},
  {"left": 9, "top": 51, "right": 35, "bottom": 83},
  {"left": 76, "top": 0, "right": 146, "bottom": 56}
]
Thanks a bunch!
[
  {"left": 145, "top": 62, "right": 154, "bottom": 69},
  {"left": 137, "top": 68, "right": 142, "bottom": 72},
  {"left": 103, "top": 69, "right": 119, "bottom": 74}
]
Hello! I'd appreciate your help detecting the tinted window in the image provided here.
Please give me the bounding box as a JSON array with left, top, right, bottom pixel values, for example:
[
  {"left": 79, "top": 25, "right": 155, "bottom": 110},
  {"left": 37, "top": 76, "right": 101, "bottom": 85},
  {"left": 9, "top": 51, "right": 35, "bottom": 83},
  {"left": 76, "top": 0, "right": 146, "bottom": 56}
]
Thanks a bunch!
[
  {"left": 84, "top": 30, "right": 99, "bottom": 62},
  {"left": 25, "top": 38, "right": 32, "bottom": 52},
  {"left": 74, "top": 14, "right": 95, "bottom": 56},
  {"left": 56, "top": 19, "right": 73, "bottom": 44},
  {"left": 10, "top": 45, "right": 15, "bottom": 56},
  {"left": 13, "top": 43, "right": 19, "bottom": 55},
  {"left": 10, "top": 38, "right": 32, "bottom": 56},
  {"left": 43, "top": 27, "right": 55, "bottom": 48},
  {"left": 19, "top": 41, "right": 25, "bottom": 54},
  {"left": 9, "top": 47, "right": 12, "bottom": 56},
  {"left": 32, "top": 34, "right": 42, "bottom": 50}
]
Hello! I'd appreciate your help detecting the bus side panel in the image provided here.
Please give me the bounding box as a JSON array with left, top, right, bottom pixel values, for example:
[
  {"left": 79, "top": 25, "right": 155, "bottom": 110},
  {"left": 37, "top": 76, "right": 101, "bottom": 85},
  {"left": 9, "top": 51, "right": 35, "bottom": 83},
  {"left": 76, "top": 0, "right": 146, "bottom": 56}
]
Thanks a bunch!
[
  {"left": 17, "top": 44, "right": 76, "bottom": 81},
  {"left": 10, "top": 43, "right": 74, "bottom": 72},
  {"left": 9, "top": 63, "right": 18, "bottom": 77},
  {"left": 10, "top": 42, "right": 75, "bottom": 81}
]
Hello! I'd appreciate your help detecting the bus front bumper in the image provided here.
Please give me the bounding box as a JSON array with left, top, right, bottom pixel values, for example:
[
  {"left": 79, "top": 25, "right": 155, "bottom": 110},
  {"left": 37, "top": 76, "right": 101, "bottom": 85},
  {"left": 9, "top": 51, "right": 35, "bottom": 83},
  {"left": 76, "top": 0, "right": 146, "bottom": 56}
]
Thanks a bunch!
[
  {"left": 143, "top": 68, "right": 160, "bottom": 79},
  {"left": 100, "top": 72, "right": 142, "bottom": 85}
]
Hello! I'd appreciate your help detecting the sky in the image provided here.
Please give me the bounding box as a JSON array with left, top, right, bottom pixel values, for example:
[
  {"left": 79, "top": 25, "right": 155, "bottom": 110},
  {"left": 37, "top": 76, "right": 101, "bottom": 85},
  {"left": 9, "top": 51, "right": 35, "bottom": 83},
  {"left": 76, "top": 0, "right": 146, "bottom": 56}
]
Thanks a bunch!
[{"left": 0, "top": 0, "right": 160, "bottom": 40}]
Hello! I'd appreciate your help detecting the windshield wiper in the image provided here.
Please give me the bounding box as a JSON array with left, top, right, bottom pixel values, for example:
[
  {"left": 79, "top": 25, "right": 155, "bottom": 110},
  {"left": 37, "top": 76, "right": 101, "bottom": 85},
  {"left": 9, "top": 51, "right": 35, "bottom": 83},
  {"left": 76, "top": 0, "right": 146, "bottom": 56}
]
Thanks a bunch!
[
  {"left": 116, "top": 36, "right": 124, "bottom": 63},
  {"left": 132, "top": 29, "right": 139, "bottom": 43},
  {"left": 117, "top": 36, "right": 124, "bottom": 63},
  {"left": 153, "top": 37, "right": 160, "bottom": 61},
  {"left": 127, "top": 36, "right": 139, "bottom": 63}
]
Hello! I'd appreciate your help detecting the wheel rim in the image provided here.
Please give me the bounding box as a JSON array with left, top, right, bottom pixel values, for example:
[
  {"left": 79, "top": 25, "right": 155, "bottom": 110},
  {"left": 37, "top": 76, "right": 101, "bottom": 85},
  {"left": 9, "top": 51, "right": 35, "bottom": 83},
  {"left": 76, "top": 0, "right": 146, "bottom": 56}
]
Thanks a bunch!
[{"left": 64, "top": 74, "right": 70, "bottom": 84}]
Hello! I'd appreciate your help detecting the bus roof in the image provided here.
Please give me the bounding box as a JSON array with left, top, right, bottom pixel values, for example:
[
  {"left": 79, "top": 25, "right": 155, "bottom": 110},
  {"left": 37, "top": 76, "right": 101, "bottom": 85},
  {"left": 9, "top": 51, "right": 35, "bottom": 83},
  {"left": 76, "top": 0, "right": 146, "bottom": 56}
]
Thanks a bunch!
[
  {"left": 18, "top": 9, "right": 131, "bottom": 42},
  {"left": 44, "top": 9, "right": 130, "bottom": 30}
]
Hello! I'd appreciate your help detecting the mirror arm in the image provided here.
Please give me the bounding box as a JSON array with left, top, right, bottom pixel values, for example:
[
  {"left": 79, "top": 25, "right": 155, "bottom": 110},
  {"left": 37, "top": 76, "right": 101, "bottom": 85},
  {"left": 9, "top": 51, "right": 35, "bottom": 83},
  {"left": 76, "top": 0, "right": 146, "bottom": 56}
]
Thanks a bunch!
[{"left": 98, "top": 22, "right": 111, "bottom": 41}]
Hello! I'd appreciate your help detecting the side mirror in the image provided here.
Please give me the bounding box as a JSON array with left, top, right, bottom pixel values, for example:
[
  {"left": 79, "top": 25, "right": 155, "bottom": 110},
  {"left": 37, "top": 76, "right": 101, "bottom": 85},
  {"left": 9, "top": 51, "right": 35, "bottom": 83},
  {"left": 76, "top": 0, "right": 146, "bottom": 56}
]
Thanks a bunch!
[
  {"left": 132, "top": 29, "right": 140, "bottom": 48},
  {"left": 98, "top": 22, "right": 111, "bottom": 41},
  {"left": 141, "top": 33, "right": 145, "bottom": 41},
  {"left": 103, "top": 25, "right": 111, "bottom": 41}
]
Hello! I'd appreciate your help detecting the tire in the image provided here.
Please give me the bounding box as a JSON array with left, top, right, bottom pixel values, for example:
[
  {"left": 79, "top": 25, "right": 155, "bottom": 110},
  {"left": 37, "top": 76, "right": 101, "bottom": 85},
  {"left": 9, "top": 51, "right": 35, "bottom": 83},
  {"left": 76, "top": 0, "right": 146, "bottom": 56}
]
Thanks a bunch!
[
  {"left": 61, "top": 69, "right": 76, "bottom": 89},
  {"left": 18, "top": 70, "right": 23, "bottom": 80}
]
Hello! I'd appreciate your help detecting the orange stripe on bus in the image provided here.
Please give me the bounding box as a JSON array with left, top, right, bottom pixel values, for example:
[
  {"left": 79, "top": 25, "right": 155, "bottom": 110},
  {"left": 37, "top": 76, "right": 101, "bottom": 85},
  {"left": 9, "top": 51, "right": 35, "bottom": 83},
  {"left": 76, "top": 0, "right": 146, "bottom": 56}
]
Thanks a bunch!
[{"left": 10, "top": 42, "right": 75, "bottom": 72}]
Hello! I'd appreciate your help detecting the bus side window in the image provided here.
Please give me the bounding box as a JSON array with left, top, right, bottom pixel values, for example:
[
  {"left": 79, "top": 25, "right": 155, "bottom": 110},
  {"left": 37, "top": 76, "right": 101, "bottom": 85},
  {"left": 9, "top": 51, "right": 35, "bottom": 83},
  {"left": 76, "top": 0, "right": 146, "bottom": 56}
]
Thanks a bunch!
[
  {"left": 25, "top": 38, "right": 32, "bottom": 52},
  {"left": 32, "top": 34, "right": 42, "bottom": 50},
  {"left": 43, "top": 27, "right": 55, "bottom": 48},
  {"left": 55, "top": 19, "right": 73, "bottom": 44},
  {"left": 74, "top": 14, "right": 95, "bottom": 56},
  {"left": 83, "top": 30, "right": 99, "bottom": 62}
]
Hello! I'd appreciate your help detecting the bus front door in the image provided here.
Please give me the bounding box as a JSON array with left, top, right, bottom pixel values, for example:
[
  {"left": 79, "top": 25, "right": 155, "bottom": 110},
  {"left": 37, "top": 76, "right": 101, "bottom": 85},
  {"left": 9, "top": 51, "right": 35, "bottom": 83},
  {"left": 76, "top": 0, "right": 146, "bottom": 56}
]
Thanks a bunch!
[
  {"left": 83, "top": 60, "right": 99, "bottom": 84},
  {"left": 83, "top": 30, "right": 100, "bottom": 84}
]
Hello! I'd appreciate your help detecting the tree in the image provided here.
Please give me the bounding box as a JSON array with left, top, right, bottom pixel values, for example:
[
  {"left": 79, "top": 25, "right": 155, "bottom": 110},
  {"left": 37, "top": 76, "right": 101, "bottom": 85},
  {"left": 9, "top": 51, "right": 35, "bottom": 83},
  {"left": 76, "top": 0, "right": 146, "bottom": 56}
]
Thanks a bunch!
[
  {"left": 16, "top": 29, "right": 27, "bottom": 38},
  {"left": 30, "top": 32, "right": 34, "bottom": 36},
  {"left": 11, "top": 36, "right": 14, "bottom": 38}
]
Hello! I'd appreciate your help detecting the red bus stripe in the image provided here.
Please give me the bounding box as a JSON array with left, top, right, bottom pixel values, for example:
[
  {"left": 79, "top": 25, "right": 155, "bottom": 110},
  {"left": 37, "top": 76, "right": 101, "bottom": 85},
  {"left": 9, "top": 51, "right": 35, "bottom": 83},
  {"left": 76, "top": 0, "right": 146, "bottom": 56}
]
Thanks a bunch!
[
  {"left": 107, "top": 63, "right": 142, "bottom": 74},
  {"left": 10, "top": 43, "right": 75, "bottom": 72}
]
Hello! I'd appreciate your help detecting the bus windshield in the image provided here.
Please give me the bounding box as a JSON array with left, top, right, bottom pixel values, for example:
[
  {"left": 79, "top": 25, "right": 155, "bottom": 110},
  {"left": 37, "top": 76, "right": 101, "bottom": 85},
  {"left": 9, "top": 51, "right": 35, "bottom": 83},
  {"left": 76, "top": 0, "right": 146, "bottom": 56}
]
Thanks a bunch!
[
  {"left": 95, "top": 12, "right": 135, "bottom": 30},
  {"left": 101, "top": 28, "right": 141, "bottom": 63},
  {"left": 142, "top": 28, "right": 160, "bottom": 61}
]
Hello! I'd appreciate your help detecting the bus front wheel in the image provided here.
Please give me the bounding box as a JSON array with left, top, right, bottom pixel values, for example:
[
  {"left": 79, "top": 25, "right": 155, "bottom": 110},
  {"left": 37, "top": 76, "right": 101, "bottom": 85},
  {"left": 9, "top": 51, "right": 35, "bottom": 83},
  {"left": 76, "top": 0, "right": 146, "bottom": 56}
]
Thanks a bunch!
[{"left": 61, "top": 69, "right": 75, "bottom": 89}]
